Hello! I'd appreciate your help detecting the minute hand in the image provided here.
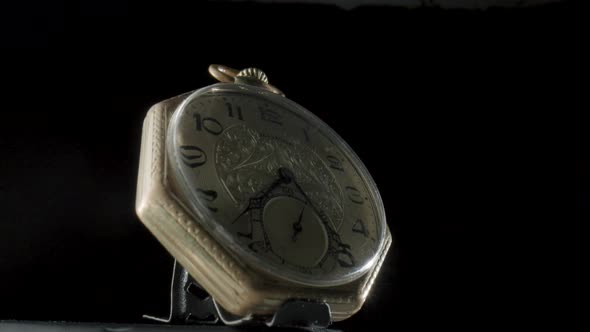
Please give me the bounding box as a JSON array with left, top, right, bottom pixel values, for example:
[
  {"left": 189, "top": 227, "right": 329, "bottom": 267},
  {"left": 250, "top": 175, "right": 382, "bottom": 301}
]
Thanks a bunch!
[{"left": 291, "top": 181, "right": 355, "bottom": 267}]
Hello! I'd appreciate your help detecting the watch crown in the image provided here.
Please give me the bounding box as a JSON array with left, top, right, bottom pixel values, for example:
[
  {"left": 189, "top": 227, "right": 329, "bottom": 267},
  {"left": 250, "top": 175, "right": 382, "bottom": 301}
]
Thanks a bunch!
[
  {"left": 208, "top": 64, "right": 284, "bottom": 97},
  {"left": 237, "top": 67, "right": 269, "bottom": 84}
]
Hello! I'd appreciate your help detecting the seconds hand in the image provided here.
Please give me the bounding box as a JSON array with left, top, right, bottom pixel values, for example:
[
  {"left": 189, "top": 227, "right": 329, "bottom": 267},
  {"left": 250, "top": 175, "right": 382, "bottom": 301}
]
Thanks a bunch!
[{"left": 291, "top": 205, "right": 305, "bottom": 242}]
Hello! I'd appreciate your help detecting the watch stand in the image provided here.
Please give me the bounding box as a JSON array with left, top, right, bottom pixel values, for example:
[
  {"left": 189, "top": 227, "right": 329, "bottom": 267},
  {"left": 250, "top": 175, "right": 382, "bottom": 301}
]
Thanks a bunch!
[{"left": 143, "top": 260, "right": 339, "bottom": 331}]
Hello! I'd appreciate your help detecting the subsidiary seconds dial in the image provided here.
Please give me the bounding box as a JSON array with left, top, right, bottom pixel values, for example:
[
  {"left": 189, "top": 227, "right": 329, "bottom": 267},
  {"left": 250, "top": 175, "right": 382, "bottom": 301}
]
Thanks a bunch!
[{"left": 167, "top": 84, "right": 386, "bottom": 286}]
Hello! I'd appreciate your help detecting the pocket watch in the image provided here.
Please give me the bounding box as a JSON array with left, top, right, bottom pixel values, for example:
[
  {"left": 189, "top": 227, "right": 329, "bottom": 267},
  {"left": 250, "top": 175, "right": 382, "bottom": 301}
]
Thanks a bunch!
[{"left": 136, "top": 64, "right": 392, "bottom": 326}]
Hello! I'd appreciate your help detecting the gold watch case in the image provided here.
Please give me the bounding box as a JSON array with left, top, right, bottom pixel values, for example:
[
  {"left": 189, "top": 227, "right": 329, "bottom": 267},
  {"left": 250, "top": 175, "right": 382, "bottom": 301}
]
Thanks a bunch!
[{"left": 135, "top": 65, "right": 392, "bottom": 321}]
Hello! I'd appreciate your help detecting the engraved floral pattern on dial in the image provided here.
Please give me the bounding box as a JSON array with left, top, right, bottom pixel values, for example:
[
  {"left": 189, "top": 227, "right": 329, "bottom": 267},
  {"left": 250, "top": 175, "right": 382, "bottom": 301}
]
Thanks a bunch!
[{"left": 215, "top": 125, "right": 344, "bottom": 232}]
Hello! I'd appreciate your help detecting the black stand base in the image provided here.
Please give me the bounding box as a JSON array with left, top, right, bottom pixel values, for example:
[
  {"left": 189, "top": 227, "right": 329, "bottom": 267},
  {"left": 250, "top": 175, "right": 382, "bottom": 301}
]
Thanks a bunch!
[{"left": 143, "top": 260, "right": 337, "bottom": 331}]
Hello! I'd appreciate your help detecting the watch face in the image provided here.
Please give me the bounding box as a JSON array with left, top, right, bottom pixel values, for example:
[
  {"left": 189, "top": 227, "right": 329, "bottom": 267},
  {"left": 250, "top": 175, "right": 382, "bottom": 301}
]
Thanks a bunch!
[{"left": 167, "top": 83, "right": 386, "bottom": 286}]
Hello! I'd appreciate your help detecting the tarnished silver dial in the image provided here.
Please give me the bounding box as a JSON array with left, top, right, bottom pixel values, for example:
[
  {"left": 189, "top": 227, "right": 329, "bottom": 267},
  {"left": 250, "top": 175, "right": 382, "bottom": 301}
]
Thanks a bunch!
[{"left": 167, "top": 83, "right": 386, "bottom": 286}]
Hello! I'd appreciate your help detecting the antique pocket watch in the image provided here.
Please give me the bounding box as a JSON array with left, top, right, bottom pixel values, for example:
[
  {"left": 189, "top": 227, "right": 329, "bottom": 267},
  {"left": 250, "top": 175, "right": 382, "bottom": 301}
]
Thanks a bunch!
[{"left": 136, "top": 65, "right": 392, "bottom": 326}]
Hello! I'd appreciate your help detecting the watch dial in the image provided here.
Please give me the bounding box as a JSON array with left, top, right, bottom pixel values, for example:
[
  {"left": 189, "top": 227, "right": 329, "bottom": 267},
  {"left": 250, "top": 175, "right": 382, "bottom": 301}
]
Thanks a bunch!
[{"left": 167, "top": 83, "right": 386, "bottom": 286}]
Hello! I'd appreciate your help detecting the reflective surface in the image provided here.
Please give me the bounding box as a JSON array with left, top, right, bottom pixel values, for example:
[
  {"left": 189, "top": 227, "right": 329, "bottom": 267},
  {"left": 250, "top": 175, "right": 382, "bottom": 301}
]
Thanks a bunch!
[{"left": 167, "top": 84, "right": 386, "bottom": 286}]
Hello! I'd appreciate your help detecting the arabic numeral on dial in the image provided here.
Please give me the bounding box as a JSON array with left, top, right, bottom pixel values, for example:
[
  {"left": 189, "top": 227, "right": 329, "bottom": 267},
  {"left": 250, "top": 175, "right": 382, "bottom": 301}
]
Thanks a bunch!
[
  {"left": 194, "top": 113, "right": 223, "bottom": 135},
  {"left": 259, "top": 105, "right": 283, "bottom": 126},
  {"left": 180, "top": 145, "right": 207, "bottom": 168},
  {"left": 346, "top": 186, "right": 365, "bottom": 204},
  {"left": 352, "top": 218, "right": 369, "bottom": 237},
  {"left": 336, "top": 248, "right": 355, "bottom": 268},
  {"left": 226, "top": 102, "right": 244, "bottom": 120},
  {"left": 326, "top": 155, "right": 344, "bottom": 172},
  {"left": 302, "top": 127, "right": 311, "bottom": 143},
  {"left": 196, "top": 188, "right": 218, "bottom": 212}
]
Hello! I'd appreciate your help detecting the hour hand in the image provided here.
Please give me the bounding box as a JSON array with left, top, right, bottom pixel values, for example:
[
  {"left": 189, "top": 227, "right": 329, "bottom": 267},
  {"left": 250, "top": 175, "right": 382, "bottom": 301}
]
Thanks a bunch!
[
  {"left": 255, "top": 167, "right": 295, "bottom": 199},
  {"left": 232, "top": 167, "right": 296, "bottom": 225}
]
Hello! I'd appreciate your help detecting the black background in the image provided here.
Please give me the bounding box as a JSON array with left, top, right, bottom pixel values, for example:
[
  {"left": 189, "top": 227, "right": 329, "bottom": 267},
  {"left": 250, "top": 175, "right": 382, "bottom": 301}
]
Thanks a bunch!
[{"left": 0, "top": 0, "right": 584, "bottom": 330}]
